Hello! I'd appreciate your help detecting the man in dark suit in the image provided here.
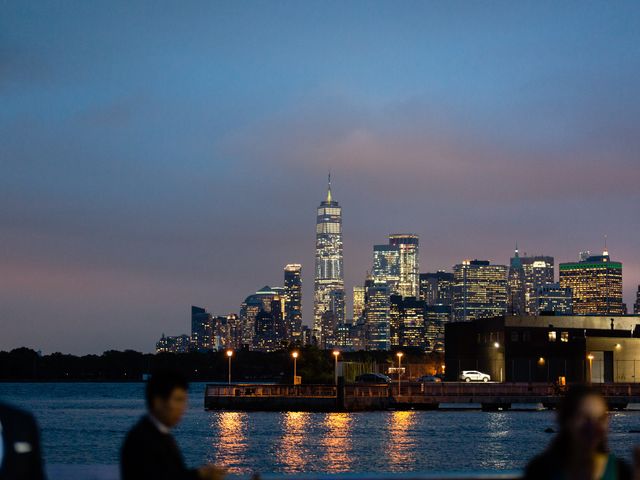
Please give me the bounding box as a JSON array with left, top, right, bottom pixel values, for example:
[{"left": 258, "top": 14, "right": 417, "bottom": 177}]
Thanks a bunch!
[
  {"left": 0, "top": 403, "right": 46, "bottom": 480},
  {"left": 121, "top": 370, "right": 226, "bottom": 480}
]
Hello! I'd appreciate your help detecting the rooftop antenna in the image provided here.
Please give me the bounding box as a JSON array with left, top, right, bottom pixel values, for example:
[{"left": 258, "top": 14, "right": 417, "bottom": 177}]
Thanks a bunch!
[
  {"left": 326, "top": 170, "right": 332, "bottom": 203},
  {"left": 603, "top": 234, "right": 609, "bottom": 256}
]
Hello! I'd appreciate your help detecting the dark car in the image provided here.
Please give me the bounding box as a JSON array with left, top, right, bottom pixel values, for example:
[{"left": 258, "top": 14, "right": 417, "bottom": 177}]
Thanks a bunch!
[
  {"left": 417, "top": 375, "right": 442, "bottom": 383},
  {"left": 355, "top": 373, "right": 391, "bottom": 384}
]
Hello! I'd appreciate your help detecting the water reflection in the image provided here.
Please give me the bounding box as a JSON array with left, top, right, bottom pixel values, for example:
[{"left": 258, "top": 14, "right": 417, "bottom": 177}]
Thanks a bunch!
[
  {"left": 210, "top": 412, "right": 248, "bottom": 472},
  {"left": 386, "top": 411, "right": 417, "bottom": 470},
  {"left": 277, "top": 412, "right": 311, "bottom": 472},
  {"left": 479, "top": 412, "right": 510, "bottom": 470},
  {"left": 321, "top": 413, "right": 353, "bottom": 472}
]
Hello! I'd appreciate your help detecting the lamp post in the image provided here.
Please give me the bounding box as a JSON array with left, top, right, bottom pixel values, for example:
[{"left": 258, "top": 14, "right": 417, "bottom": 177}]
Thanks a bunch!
[
  {"left": 292, "top": 351, "right": 299, "bottom": 384},
  {"left": 396, "top": 352, "right": 404, "bottom": 396},
  {"left": 587, "top": 354, "right": 594, "bottom": 384},
  {"left": 226, "top": 350, "right": 233, "bottom": 385},
  {"left": 332, "top": 350, "right": 340, "bottom": 385}
]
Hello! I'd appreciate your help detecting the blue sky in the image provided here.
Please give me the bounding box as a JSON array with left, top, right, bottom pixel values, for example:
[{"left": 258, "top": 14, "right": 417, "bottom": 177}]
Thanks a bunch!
[{"left": 2, "top": 1, "right": 639, "bottom": 353}]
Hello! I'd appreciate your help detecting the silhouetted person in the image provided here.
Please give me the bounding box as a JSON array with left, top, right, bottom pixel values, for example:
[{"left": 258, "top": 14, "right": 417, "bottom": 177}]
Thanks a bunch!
[
  {"left": 0, "top": 402, "right": 46, "bottom": 480},
  {"left": 525, "top": 385, "right": 632, "bottom": 480},
  {"left": 121, "top": 370, "right": 226, "bottom": 480}
]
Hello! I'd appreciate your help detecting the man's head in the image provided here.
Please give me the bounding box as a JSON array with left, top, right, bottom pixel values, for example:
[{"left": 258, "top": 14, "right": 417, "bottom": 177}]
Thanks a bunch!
[
  {"left": 145, "top": 370, "right": 189, "bottom": 428},
  {"left": 558, "top": 385, "right": 609, "bottom": 453}
]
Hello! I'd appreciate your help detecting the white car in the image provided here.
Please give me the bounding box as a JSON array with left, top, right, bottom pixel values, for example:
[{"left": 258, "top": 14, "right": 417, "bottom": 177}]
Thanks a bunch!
[{"left": 460, "top": 370, "right": 491, "bottom": 382}]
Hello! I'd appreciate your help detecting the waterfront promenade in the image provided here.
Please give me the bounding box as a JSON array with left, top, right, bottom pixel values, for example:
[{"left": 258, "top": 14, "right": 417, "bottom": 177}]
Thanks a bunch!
[{"left": 205, "top": 382, "right": 640, "bottom": 411}]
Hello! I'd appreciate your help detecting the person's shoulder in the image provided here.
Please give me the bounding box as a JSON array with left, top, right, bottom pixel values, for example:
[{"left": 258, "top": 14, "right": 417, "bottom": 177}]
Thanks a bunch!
[
  {"left": 123, "top": 416, "right": 156, "bottom": 444},
  {"left": 524, "top": 450, "right": 556, "bottom": 479},
  {"left": 0, "top": 402, "right": 37, "bottom": 426},
  {"left": 614, "top": 455, "right": 633, "bottom": 480}
]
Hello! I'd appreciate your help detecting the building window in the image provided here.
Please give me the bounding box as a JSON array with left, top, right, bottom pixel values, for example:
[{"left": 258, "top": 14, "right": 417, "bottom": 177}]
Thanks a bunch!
[
  {"left": 511, "top": 331, "right": 519, "bottom": 342},
  {"left": 548, "top": 331, "right": 557, "bottom": 342},
  {"left": 561, "top": 332, "right": 569, "bottom": 342}
]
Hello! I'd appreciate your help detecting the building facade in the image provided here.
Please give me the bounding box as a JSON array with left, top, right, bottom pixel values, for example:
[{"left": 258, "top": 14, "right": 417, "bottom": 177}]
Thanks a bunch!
[
  {"left": 314, "top": 177, "right": 345, "bottom": 345},
  {"left": 536, "top": 283, "right": 573, "bottom": 314},
  {"left": 353, "top": 285, "right": 366, "bottom": 321},
  {"left": 156, "top": 334, "right": 191, "bottom": 354},
  {"left": 634, "top": 286, "right": 640, "bottom": 315},
  {"left": 389, "top": 234, "right": 420, "bottom": 298},
  {"left": 284, "top": 264, "right": 302, "bottom": 342},
  {"left": 452, "top": 260, "right": 508, "bottom": 322},
  {"left": 559, "top": 251, "right": 624, "bottom": 315},
  {"left": 365, "top": 281, "right": 391, "bottom": 350},
  {"left": 419, "top": 271, "right": 453, "bottom": 306}
]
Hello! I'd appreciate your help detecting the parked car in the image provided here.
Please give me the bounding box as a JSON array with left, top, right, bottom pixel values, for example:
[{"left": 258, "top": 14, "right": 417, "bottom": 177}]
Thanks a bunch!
[
  {"left": 417, "top": 375, "right": 442, "bottom": 383},
  {"left": 355, "top": 373, "right": 391, "bottom": 384},
  {"left": 459, "top": 370, "right": 491, "bottom": 382}
]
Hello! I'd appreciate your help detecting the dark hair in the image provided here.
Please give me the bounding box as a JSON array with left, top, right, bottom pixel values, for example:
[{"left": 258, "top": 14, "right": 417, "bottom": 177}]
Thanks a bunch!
[
  {"left": 557, "top": 384, "right": 603, "bottom": 427},
  {"left": 145, "top": 370, "right": 188, "bottom": 408}
]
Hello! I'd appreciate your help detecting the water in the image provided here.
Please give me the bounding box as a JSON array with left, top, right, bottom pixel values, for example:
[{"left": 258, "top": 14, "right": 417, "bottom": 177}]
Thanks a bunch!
[{"left": 2, "top": 382, "right": 640, "bottom": 474}]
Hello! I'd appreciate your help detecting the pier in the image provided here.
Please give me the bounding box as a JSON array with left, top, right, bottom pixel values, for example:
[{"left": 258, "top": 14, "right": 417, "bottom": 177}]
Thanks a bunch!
[{"left": 205, "top": 382, "right": 640, "bottom": 412}]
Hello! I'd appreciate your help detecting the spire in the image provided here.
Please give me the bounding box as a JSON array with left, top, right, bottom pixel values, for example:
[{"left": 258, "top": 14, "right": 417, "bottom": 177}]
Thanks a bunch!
[
  {"left": 326, "top": 171, "right": 332, "bottom": 203},
  {"left": 603, "top": 234, "right": 609, "bottom": 256},
  {"left": 514, "top": 242, "right": 519, "bottom": 258}
]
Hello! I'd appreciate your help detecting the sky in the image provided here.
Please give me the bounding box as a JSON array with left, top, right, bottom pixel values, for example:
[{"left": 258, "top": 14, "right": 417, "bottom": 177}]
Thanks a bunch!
[{"left": 1, "top": 1, "right": 639, "bottom": 354}]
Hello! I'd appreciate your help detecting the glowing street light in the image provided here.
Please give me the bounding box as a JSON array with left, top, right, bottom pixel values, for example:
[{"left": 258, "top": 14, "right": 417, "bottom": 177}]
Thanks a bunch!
[
  {"left": 292, "top": 351, "right": 299, "bottom": 384},
  {"left": 587, "top": 354, "right": 595, "bottom": 384},
  {"left": 494, "top": 342, "right": 500, "bottom": 348},
  {"left": 396, "top": 352, "right": 404, "bottom": 396},
  {"left": 332, "top": 350, "right": 340, "bottom": 385},
  {"left": 226, "top": 350, "right": 233, "bottom": 385}
]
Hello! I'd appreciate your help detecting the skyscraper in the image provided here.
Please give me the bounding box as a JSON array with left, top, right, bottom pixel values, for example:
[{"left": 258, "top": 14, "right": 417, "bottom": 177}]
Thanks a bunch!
[
  {"left": 353, "top": 285, "right": 366, "bottom": 320},
  {"left": 419, "top": 271, "right": 454, "bottom": 306},
  {"left": 284, "top": 264, "right": 302, "bottom": 341},
  {"left": 240, "top": 285, "right": 285, "bottom": 348},
  {"left": 314, "top": 175, "right": 345, "bottom": 346},
  {"left": 191, "top": 306, "right": 213, "bottom": 351},
  {"left": 536, "top": 283, "right": 573, "bottom": 314},
  {"left": 365, "top": 281, "right": 391, "bottom": 350},
  {"left": 507, "top": 247, "right": 526, "bottom": 315},
  {"left": 521, "top": 256, "right": 555, "bottom": 313},
  {"left": 452, "top": 260, "right": 508, "bottom": 322},
  {"left": 634, "top": 286, "right": 640, "bottom": 315},
  {"left": 559, "top": 250, "right": 624, "bottom": 314},
  {"left": 372, "top": 244, "right": 400, "bottom": 291},
  {"left": 389, "top": 234, "right": 420, "bottom": 298}
]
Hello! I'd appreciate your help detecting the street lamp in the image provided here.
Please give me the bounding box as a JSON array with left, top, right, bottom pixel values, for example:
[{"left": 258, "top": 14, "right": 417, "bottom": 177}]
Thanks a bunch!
[
  {"left": 332, "top": 350, "right": 340, "bottom": 385},
  {"left": 396, "top": 352, "right": 404, "bottom": 396},
  {"left": 587, "top": 354, "right": 594, "bottom": 384},
  {"left": 226, "top": 350, "right": 233, "bottom": 385},
  {"left": 292, "top": 351, "right": 299, "bottom": 384}
]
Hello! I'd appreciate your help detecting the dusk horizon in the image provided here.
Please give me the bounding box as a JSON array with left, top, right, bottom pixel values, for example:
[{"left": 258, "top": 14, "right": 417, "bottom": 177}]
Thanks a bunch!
[{"left": 2, "top": 1, "right": 640, "bottom": 355}]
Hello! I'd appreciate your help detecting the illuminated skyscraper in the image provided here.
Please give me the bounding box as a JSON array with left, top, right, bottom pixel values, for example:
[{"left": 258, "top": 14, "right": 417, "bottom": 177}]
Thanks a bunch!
[
  {"left": 284, "top": 264, "right": 302, "bottom": 341},
  {"left": 389, "top": 234, "right": 420, "bottom": 298},
  {"left": 536, "top": 283, "right": 573, "bottom": 314},
  {"left": 559, "top": 250, "right": 623, "bottom": 315},
  {"left": 634, "top": 286, "right": 640, "bottom": 314},
  {"left": 507, "top": 247, "right": 526, "bottom": 315},
  {"left": 420, "top": 271, "right": 454, "bottom": 306},
  {"left": 390, "top": 295, "right": 426, "bottom": 348},
  {"left": 314, "top": 175, "right": 344, "bottom": 346},
  {"left": 353, "top": 285, "right": 366, "bottom": 320},
  {"left": 365, "top": 281, "right": 391, "bottom": 350},
  {"left": 372, "top": 244, "right": 400, "bottom": 291},
  {"left": 452, "top": 260, "right": 508, "bottom": 322},
  {"left": 240, "top": 285, "right": 285, "bottom": 348},
  {"left": 521, "top": 256, "right": 554, "bottom": 313}
]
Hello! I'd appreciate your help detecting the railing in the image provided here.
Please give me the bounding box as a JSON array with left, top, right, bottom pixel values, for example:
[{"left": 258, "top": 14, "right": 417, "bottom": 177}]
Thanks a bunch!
[{"left": 206, "top": 384, "right": 338, "bottom": 398}]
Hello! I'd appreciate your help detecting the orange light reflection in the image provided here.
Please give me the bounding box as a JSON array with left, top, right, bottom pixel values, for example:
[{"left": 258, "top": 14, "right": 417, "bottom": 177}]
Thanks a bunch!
[
  {"left": 210, "top": 412, "right": 248, "bottom": 473},
  {"left": 277, "top": 412, "right": 310, "bottom": 472},
  {"left": 321, "top": 413, "right": 353, "bottom": 472},
  {"left": 386, "top": 411, "right": 417, "bottom": 469}
]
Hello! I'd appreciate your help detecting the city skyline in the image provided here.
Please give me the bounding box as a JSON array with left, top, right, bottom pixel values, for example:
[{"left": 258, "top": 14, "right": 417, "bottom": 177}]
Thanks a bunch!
[{"left": 2, "top": 1, "right": 640, "bottom": 354}]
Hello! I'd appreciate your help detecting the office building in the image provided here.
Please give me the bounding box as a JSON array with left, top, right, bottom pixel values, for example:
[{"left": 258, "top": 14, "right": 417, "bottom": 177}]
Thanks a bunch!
[
  {"left": 353, "top": 285, "right": 366, "bottom": 321},
  {"left": 191, "top": 306, "right": 213, "bottom": 351},
  {"left": 536, "top": 283, "right": 573, "bottom": 314},
  {"left": 390, "top": 295, "right": 426, "bottom": 349},
  {"left": 452, "top": 260, "right": 508, "bottom": 322},
  {"left": 284, "top": 264, "right": 303, "bottom": 341},
  {"left": 372, "top": 244, "right": 400, "bottom": 292},
  {"left": 425, "top": 304, "right": 450, "bottom": 352},
  {"left": 389, "top": 234, "right": 420, "bottom": 298},
  {"left": 559, "top": 251, "right": 624, "bottom": 315},
  {"left": 419, "top": 271, "right": 453, "bottom": 306},
  {"left": 156, "top": 334, "right": 191, "bottom": 354},
  {"left": 314, "top": 175, "right": 345, "bottom": 345},
  {"left": 634, "top": 286, "right": 640, "bottom": 315},
  {"left": 521, "top": 256, "right": 555, "bottom": 314},
  {"left": 365, "top": 281, "right": 391, "bottom": 350},
  {"left": 507, "top": 247, "right": 526, "bottom": 315},
  {"left": 240, "top": 286, "right": 285, "bottom": 348}
]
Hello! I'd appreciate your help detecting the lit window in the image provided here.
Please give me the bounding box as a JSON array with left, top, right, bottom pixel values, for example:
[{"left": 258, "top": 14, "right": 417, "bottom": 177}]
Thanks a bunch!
[
  {"left": 548, "top": 331, "right": 557, "bottom": 342},
  {"left": 561, "top": 332, "right": 569, "bottom": 342}
]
